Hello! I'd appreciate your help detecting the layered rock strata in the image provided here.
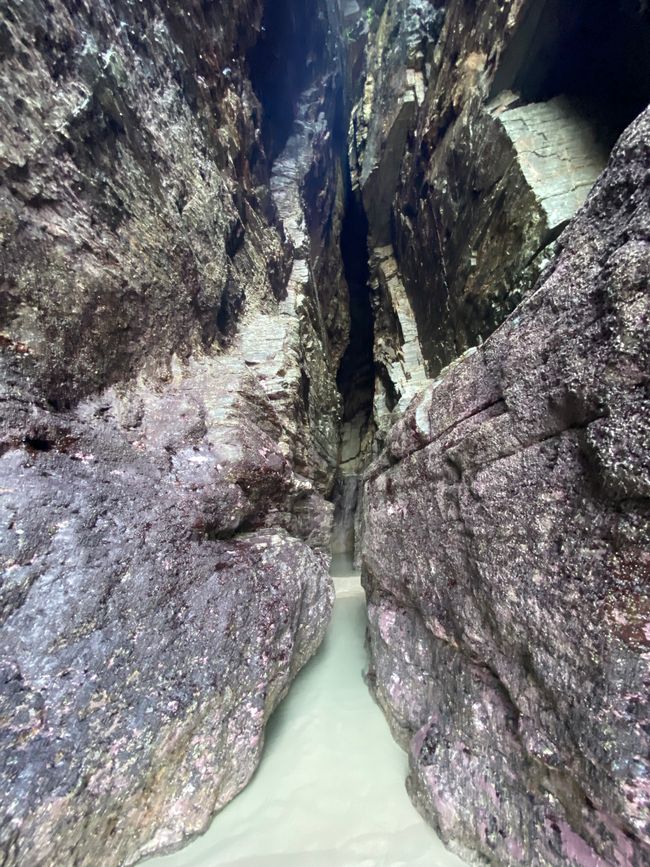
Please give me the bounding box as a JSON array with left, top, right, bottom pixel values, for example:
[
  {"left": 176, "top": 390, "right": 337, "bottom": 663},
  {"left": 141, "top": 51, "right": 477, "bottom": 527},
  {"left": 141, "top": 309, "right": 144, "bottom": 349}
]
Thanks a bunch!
[
  {"left": 348, "top": 0, "right": 440, "bottom": 443},
  {"left": 350, "top": 0, "right": 650, "bottom": 420},
  {"left": 361, "top": 108, "right": 650, "bottom": 866},
  {"left": 0, "top": 0, "right": 348, "bottom": 863}
]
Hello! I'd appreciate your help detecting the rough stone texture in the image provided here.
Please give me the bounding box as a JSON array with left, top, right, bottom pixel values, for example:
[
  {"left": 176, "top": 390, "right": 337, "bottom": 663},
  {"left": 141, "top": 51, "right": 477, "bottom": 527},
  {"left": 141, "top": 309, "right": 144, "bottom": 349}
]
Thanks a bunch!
[
  {"left": 496, "top": 95, "right": 607, "bottom": 232},
  {"left": 370, "top": 245, "right": 430, "bottom": 443},
  {"left": 396, "top": 87, "right": 608, "bottom": 374},
  {"left": 349, "top": 0, "right": 444, "bottom": 246},
  {"left": 0, "top": 0, "right": 278, "bottom": 406},
  {"left": 344, "top": 0, "right": 440, "bottom": 443},
  {"left": 268, "top": 82, "right": 347, "bottom": 489},
  {"left": 361, "top": 109, "right": 650, "bottom": 866},
  {"left": 0, "top": 0, "right": 348, "bottom": 863},
  {"left": 0, "top": 388, "right": 333, "bottom": 866},
  {"left": 351, "top": 0, "right": 650, "bottom": 385},
  {"left": 389, "top": 0, "right": 558, "bottom": 375}
]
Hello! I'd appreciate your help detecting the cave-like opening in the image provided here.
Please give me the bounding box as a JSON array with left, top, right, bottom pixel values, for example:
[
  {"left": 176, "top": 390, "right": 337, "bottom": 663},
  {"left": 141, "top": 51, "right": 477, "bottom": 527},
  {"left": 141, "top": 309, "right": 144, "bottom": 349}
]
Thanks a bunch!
[
  {"left": 491, "top": 0, "right": 650, "bottom": 148},
  {"left": 331, "top": 187, "right": 375, "bottom": 560},
  {"left": 247, "top": 0, "right": 327, "bottom": 163}
]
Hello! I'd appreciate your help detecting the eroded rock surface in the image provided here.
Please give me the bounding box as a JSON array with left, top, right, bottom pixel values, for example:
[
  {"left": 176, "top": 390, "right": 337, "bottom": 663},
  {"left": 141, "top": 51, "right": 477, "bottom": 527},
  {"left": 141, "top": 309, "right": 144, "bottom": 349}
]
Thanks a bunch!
[
  {"left": 361, "top": 109, "right": 650, "bottom": 866},
  {"left": 1, "top": 349, "right": 337, "bottom": 866},
  {"left": 0, "top": 0, "right": 348, "bottom": 863},
  {"left": 350, "top": 0, "right": 650, "bottom": 403},
  {"left": 2, "top": 0, "right": 649, "bottom": 864}
]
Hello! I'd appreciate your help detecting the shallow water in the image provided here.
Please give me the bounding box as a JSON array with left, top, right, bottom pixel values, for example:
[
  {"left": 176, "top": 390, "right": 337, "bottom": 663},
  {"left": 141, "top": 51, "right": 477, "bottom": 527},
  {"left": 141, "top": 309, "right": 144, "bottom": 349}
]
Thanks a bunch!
[{"left": 145, "top": 557, "right": 466, "bottom": 867}]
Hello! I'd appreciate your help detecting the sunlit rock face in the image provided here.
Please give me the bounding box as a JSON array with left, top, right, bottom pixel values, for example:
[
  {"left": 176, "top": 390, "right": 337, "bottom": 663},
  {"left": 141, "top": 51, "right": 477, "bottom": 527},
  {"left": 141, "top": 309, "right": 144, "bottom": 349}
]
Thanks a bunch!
[
  {"left": 0, "top": 0, "right": 348, "bottom": 863},
  {"left": 361, "top": 109, "right": 650, "bottom": 865}
]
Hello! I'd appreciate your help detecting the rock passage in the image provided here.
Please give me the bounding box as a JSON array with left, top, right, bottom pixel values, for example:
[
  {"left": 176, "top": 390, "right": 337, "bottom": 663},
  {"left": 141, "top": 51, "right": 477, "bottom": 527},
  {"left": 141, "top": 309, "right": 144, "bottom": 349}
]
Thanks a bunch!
[
  {"left": 1, "top": 0, "right": 648, "bottom": 864},
  {"left": 145, "top": 558, "right": 466, "bottom": 867}
]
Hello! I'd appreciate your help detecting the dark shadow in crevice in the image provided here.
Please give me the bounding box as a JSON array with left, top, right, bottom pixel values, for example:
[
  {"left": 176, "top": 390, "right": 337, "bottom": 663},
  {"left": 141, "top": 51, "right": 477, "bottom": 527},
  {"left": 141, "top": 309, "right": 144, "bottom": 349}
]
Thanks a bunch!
[
  {"left": 331, "top": 186, "right": 375, "bottom": 559},
  {"left": 337, "top": 190, "right": 375, "bottom": 428},
  {"left": 247, "top": 1, "right": 328, "bottom": 163},
  {"left": 491, "top": 0, "right": 650, "bottom": 149}
]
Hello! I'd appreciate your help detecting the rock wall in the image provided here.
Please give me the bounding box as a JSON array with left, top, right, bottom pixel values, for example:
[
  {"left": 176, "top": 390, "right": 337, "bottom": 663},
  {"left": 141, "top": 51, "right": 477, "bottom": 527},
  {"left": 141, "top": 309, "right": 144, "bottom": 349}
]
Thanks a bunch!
[
  {"left": 2, "top": 0, "right": 649, "bottom": 864},
  {"left": 0, "top": 0, "right": 349, "bottom": 863},
  {"left": 361, "top": 108, "right": 650, "bottom": 865},
  {"left": 348, "top": 0, "right": 441, "bottom": 444},
  {"left": 355, "top": 2, "right": 650, "bottom": 863},
  {"left": 350, "top": 0, "right": 650, "bottom": 427}
]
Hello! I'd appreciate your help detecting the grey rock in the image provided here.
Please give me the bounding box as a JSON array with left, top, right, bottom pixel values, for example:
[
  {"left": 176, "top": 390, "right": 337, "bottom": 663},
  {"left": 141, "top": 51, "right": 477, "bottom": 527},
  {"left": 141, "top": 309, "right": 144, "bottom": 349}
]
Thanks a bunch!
[
  {"left": 0, "top": 0, "right": 289, "bottom": 406},
  {"left": 395, "top": 89, "right": 608, "bottom": 375},
  {"left": 0, "top": 0, "right": 348, "bottom": 863},
  {"left": 1, "top": 412, "right": 333, "bottom": 867},
  {"left": 351, "top": 0, "right": 650, "bottom": 385},
  {"left": 369, "top": 246, "right": 430, "bottom": 443},
  {"left": 349, "top": 0, "right": 443, "bottom": 246},
  {"left": 361, "top": 108, "right": 650, "bottom": 866},
  {"left": 494, "top": 94, "right": 607, "bottom": 231}
]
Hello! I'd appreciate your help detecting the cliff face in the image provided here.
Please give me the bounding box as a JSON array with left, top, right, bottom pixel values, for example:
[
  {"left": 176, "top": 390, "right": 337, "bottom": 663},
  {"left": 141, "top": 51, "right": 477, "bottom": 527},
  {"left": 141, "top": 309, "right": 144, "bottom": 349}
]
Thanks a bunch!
[
  {"left": 361, "top": 108, "right": 650, "bottom": 864},
  {"left": 355, "top": 0, "right": 650, "bottom": 863},
  {"left": 351, "top": 0, "right": 650, "bottom": 421},
  {"left": 0, "top": 0, "right": 348, "bottom": 864},
  {"left": 1, "top": 0, "right": 649, "bottom": 864}
]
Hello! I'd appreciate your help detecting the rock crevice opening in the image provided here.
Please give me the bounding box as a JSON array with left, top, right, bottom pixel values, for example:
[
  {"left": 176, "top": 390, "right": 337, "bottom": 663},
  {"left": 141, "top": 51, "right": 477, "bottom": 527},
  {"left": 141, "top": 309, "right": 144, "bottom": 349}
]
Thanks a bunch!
[
  {"left": 0, "top": 1, "right": 648, "bottom": 866},
  {"left": 331, "top": 186, "right": 375, "bottom": 558}
]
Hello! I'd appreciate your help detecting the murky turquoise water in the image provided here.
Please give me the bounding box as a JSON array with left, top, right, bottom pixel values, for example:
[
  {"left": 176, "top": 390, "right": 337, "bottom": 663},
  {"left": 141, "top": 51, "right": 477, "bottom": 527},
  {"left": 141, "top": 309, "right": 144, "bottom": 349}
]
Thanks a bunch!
[{"left": 145, "top": 558, "right": 465, "bottom": 867}]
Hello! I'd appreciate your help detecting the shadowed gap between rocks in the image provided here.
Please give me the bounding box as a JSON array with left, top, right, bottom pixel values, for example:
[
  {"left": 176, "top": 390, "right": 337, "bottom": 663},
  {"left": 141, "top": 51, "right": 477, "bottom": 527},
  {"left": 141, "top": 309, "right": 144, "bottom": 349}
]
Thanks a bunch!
[
  {"left": 248, "top": 0, "right": 328, "bottom": 162},
  {"left": 247, "top": 0, "right": 376, "bottom": 561},
  {"left": 331, "top": 187, "right": 375, "bottom": 561}
]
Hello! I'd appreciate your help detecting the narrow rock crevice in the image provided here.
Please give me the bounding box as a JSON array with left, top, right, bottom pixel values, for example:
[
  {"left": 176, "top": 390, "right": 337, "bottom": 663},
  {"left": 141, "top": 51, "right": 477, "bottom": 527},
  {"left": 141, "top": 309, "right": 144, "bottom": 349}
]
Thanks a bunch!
[
  {"left": 331, "top": 185, "right": 375, "bottom": 559},
  {"left": 0, "top": 2, "right": 649, "bottom": 866}
]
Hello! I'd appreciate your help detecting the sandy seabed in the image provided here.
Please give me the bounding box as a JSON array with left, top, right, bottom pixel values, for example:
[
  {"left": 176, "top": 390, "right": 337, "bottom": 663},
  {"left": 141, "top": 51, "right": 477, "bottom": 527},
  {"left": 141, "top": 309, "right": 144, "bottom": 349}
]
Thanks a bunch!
[{"left": 145, "top": 557, "right": 466, "bottom": 867}]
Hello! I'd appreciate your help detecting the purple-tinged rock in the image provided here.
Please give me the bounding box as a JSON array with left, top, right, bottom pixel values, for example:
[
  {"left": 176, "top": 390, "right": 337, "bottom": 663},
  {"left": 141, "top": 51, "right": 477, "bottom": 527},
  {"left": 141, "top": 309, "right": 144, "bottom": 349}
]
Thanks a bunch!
[{"left": 361, "top": 108, "right": 650, "bottom": 866}]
